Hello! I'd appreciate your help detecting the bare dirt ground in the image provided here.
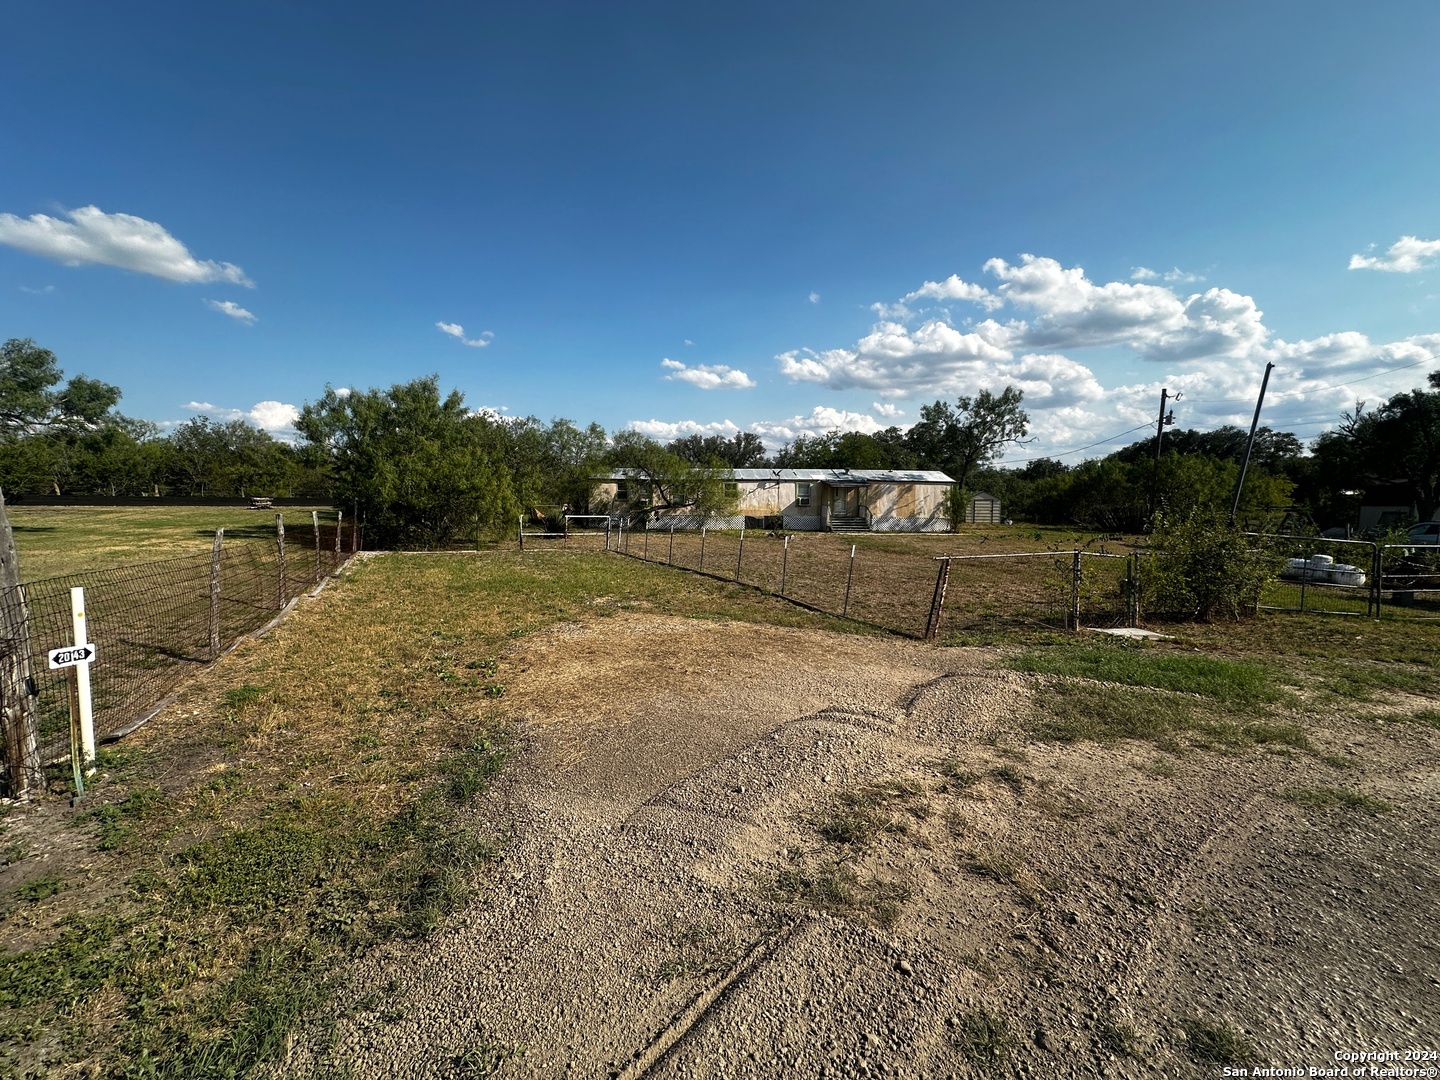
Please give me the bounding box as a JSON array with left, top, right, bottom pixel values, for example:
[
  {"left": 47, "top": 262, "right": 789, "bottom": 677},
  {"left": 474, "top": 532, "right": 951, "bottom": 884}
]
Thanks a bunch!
[{"left": 277, "top": 614, "right": 1440, "bottom": 1079}]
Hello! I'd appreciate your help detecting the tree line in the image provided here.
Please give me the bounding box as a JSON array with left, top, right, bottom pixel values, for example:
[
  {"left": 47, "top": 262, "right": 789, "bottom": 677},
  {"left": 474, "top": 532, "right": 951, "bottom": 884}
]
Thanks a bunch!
[{"left": 4, "top": 336, "right": 1439, "bottom": 545}]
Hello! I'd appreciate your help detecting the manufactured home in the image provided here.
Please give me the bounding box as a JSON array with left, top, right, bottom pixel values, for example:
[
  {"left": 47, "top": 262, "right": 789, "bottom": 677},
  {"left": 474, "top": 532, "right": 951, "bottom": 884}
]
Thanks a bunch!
[{"left": 591, "top": 468, "right": 957, "bottom": 532}]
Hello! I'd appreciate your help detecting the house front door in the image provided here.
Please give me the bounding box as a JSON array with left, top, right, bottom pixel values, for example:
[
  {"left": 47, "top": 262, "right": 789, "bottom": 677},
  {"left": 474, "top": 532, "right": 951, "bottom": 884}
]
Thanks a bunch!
[{"left": 831, "top": 487, "right": 858, "bottom": 516}]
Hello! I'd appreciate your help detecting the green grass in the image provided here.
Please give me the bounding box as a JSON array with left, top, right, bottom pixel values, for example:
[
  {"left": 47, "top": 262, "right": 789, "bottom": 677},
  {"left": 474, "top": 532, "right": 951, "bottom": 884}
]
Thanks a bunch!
[
  {"left": 1283, "top": 787, "right": 1392, "bottom": 814},
  {"left": 952, "top": 1008, "right": 1015, "bottom": 1072},
  {"left": 1011, "top": 644, "right": 1286, "bottom": 705},
  {"left": 0, "top": 552, "right": 865, "bottom": 1078},
  {"left": 1181, "top": 1016, "right": 1256, "bottom": 1066},
  {"left": 7, "top": 504, "right": 335, "bottom": 580}
]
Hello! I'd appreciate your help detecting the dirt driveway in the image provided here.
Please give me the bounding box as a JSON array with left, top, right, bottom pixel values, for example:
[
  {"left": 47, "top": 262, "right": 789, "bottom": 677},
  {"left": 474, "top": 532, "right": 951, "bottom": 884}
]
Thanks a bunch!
[{"left": 278, "top": 614, "right": 1440, "bottom": 1078}]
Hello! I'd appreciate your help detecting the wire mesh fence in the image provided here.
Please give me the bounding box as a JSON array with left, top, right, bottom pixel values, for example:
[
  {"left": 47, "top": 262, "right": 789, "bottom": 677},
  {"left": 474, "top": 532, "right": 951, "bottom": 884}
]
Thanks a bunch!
[
  {"left": 2, "top": 513, "right": 354, "bottom": 796},
  {"left": 612, "top": 523, "right": 1138, "bottom": 639}
]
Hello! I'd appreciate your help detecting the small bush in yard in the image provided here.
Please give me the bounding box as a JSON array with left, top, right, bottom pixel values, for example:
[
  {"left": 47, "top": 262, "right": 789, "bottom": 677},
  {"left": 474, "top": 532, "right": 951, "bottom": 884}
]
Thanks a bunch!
[{"left": 1138, "top": 510, "right": 1282, "bottom": 621}]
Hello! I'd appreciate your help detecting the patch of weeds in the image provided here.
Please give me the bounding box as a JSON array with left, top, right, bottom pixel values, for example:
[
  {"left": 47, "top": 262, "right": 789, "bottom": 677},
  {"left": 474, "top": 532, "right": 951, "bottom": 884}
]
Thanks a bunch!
[
  {"left": 223, "top": 684, "right": 271, "bottom": 711},
  {"left": 933, "top": 756, "right": 979, "bottom": 790},
  {"left": 1193, "top": 720, "right": 1311, "bottom": 753},
  {"left": 1143, "top": 758, "right": 1177, "bottom": 778},
  {"left": 1011, "top": 645, "right": 1287, "bottom": 706},
  {"left": 1381, "top": 707, "right": 1440, "bottom": 729},
  {"left": 1188, "top": 902, "right": 1228, "bottom": 933},
  {"left": 1283, "top": 787, "right": 1392, "bottom": 814},
  {"left": 812, "top": 782, "right": 926, "bottom": 849},
  {"left": 353, "top": 733, "right": 382, "bottom": 749},
  {"left": 953, "top": 1008, "right": 1014, "bottom": 1071},
  {"left": 1318, "top": 661, "right": 1440, "bottom": 703},
  {"left": 767, "top": 859, "right": 909, "bottom": 929},
  {"left": 91, "top": 785, "right": 167, "bottom": 851},
  {"left": 993, "top": 765, "right": 1026, "bottom": 794},
  {"left": 657, "top": 922, "right": 742, "bottom": 981},
  {"left": 1096, "top": 1013, "right": 1142, "bottom": 1057},
  {"left": 450, "top": 1039, "right": 521, "bottom": 1078},
  {"left": 1181, "top": 1016, "right": 1256, "bottom": 1066},
  {"left": 10, "top": 875, "right": 66, "bottom": 904},
  {"left": 442, "top": 737, "right": 511, "bottom": 804}
]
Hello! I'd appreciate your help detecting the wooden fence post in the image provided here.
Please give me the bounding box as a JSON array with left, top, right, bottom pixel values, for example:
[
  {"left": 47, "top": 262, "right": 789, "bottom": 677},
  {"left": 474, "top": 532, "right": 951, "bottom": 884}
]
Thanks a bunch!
[
  {"left": 276, "top": 513, "right": 287, "bottom": 609},
  {"left": 0, "top": 491, "right": 41, "bottom": 801},
  {"left": 736, "top": 525, "right": 744, "bottom": 581},
  {"left": 312, "top": 510, "right": 321, "bottom": 584},
  {"left": 210, "top": 529, "right": 223, "bottom": 658}
]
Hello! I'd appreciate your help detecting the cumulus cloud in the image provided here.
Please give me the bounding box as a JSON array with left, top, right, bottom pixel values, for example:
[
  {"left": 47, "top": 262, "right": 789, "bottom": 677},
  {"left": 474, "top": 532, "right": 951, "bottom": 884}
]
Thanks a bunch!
[
  {"left": 1350, "top": 235, "right": 1440, "bottom": 273},
  {"left": 626, "top": 418, "right": 741, "bottom": 441},
  {"left": 872, "top": 402, "right": 904, "bottom": 419},
  {"left": 205, "top": 299, "right": 256, "bottom": 324},
  {"left": 436, "top": 321, "right": 493, "bottom": 347},
  {"left": 0, "top": 206, "right": 253, "bottom": 286},
  {"left": 903, "top": 273, "right": 1004, "bottom": 311},
  {"left": 750, "top": 406, "right": 885, "bottom": 445},
  {"left": 184, "top": 399, "right": 300, "bottom": 433},
  {"left": 660, "top": 358, "right": 756, "bottom": 390},
  {"left": 1131, "top": 267, "right": 1159, "bottom": 281},
  {"left": 808, "top": 292, "right": 821, "bottom": 304}
]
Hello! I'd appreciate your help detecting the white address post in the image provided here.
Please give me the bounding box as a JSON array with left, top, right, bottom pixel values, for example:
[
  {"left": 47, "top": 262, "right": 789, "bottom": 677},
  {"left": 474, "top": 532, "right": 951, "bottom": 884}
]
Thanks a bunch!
[{"left": 59, "top": 586, "right": 98, "bottom": 772}]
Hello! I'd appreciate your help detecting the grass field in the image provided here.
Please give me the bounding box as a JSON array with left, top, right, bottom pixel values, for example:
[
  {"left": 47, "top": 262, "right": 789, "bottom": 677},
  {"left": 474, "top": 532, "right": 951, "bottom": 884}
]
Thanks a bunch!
[
  {"left": 1, "top": 548, "right": 1438, "bottom": 1076},
  {"left": 5, "top": 505, "right": 335, "bottom": 581}
]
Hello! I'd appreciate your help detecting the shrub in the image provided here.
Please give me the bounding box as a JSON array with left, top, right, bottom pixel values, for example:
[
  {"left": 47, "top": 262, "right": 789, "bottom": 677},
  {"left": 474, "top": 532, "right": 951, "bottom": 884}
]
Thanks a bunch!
[{"left": 1138, "top": 510, "right": 1282, "bottom": 621}]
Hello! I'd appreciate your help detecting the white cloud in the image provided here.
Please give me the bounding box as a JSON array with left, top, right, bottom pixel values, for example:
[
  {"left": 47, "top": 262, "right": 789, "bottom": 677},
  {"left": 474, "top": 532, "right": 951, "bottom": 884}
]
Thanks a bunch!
[
  {"left": 808, "top": 291, "right": 821, "bottom": 304},
  {"left": 660, "top": 358, "right": 756, "bottom": 390},
  {"left": 684, "top": 338, "right": 694, "bottom": 345},
  {"left": 185, "top": 399, "right": 300, "bottom": 433},
  {"left": 1163, "top": 267, "right": 1204, "bottom": 284},
  {"left": 1131, "top": 267, "right": 1159, "bottom": 281},
  {"left": 1350, "top": 235, "right": 1440, "bottom": 273},
  {"left": 903, "top": 273, "right": 1004, "bottom": 311},
  {"left": 205, "top": 298, "right": 256, "bottom": 324},
  {"left": 18, "top": 284, "right": 55, "bottom": 294},
  {"left": 0, "top": 206, "right": 252, "bottom": 286},
  {"left": 626, "top": 418, "right": 741, "bottom": 441},
  {"left": 872, "top": 402, "right": 904, "bottom": 419},
  {"left": 750, "top": 406, "right": 884, "bottom": 445},
  {"left": 436, "top": 321, "right": 493, "bottom": 347}
]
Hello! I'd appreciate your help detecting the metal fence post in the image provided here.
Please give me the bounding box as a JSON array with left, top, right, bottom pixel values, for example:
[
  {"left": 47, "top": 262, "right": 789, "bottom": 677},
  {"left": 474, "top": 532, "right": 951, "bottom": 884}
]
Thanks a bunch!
[
  {"left": 925, "top": 557, "right": 952, "bottom": 640},
  {"left": 335, "top": 510, "right": 343, "bottom": 567},
  {"left": 1069, "top": 550, "right": 1082, "bottom": 631},
  {"left": 1128, "top": 552, "right": 1139, "bottom": 627},
  {"left": 668, "top": 524, "right": 674, "bottom": 564},
  {"left": 643, "top": 524, "right": 648, "bottom": 561},
  {"left": 699, "top": 527, "right": 706, "bottom": 572},
  {"left": 781, "top": 534, "right": 789, "bottom": 596},
  {"left": 210, "top": 528, "right": 223, "bottom": 658},
  {"left": 1372, "top": 545, "right": 1383, "bottom": 618},
  {"left": 843, "top": 544, "right": 856, "bottom": 617},
  {"left": 519, "top": 515, "right": 524, "bottom": 553},
  {"left": 312, "top": 510, "right": 321, "bottom": 584},
  {"left": 736, "top": 524, "right": 744, "bottom": 581},
  {"left": 276, "top": 513, "right": 287, "bottom": 609}
]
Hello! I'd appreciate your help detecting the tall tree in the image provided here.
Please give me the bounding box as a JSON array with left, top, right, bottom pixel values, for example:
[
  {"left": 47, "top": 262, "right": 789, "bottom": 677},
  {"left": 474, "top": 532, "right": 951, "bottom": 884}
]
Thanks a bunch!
[
  {"left": 668, "top": 432, "right": 766, "bottom": 468},
  {"left": 0, "top": 338, "right": 120, "bottom": 433},
  {"left": 906, "top": 387, "right": 1030, "bottom": 490},
  {"left": 298, "top": 377, "right": 523, "bottom": 547},
  {"left": 1320, "top": 375, "right": 1440, "bottom": 520},
  {"left": 606, "top": 431, "right": 738, "bottom": 518}
]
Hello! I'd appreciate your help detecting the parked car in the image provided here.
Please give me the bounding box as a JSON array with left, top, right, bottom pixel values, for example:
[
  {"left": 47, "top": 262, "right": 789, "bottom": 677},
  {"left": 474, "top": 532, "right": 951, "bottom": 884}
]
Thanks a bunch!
[{"left": 1407, "top": 521, "right": 1440, "bottom": 545}]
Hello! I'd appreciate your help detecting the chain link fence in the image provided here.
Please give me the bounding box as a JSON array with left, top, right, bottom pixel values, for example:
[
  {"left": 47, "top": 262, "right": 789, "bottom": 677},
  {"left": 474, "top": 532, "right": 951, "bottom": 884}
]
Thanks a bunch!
[
  {"left": 1256, "top": 533, "right": 1440, "bottom": 620},
  {"left": 2, "top": 514, "right": 354, "bottom": 797}
]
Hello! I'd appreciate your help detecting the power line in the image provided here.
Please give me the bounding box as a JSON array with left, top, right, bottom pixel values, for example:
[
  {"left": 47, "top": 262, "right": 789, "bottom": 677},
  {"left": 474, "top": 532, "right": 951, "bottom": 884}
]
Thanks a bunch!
[
  {"left": 1185, "top": 350, "right": 1440, "bottom": 407},
  {"left": 995, "top": 422, "right": 1154, "bottom": 464}
]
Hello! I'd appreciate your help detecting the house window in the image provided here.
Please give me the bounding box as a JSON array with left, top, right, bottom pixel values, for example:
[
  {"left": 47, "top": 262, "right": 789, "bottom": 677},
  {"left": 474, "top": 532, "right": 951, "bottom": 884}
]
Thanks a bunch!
[
  {"left": 796, "top": 482, "right": 811, "bottom": 507},
  {"left": 615, "top": 481, "right": 629, "bottom": 501}
]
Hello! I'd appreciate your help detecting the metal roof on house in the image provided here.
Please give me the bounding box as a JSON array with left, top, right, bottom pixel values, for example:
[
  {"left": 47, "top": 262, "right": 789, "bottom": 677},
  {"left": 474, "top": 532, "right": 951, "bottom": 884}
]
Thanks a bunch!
[{"left": 596, "top": 468, "right": 954, "bottom": 484}]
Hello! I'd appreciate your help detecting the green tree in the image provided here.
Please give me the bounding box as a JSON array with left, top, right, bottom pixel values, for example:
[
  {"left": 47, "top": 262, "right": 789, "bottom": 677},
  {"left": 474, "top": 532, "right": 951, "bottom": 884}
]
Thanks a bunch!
[
  {"left": 298, "top": 377, "right": 523, "bottom": 547},
  {"left": 0, "top": 338, "right": 121, "bottom": 433},
  {"left": 1317, "top": 377, "right": 1440, "bottom": 520},
  {"left": 668, "top": 432, "right": 766, "bottom": 468},
  {"left": 606, "top": 432, "right": 738, "bottom": 520},
  {"left": 906, "top": 387, "right": 1030, "bottom": 490}
]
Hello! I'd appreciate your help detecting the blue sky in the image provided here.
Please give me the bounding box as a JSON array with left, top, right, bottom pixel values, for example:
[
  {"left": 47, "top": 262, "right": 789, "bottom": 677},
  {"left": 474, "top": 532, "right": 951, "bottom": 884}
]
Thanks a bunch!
[{"left": 3, "top": 1, "right": 1439, "bottom": 460}]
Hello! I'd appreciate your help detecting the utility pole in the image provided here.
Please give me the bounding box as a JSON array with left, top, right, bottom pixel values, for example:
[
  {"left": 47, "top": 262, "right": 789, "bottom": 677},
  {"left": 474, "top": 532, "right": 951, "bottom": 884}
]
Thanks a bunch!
[
  {"left": 1230, "top": 362, "right": 1276, "bottom": 525},
  {"left": 1148, "top": 388, "right": 1179, "bottom": 524}
]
